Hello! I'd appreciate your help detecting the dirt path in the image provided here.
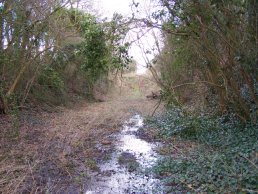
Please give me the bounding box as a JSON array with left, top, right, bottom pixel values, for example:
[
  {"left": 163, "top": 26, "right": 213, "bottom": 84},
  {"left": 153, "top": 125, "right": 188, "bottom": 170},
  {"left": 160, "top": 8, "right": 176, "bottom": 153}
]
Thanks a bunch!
[{"left": 0, "top": 73, "right": 163, "bottom": 193}]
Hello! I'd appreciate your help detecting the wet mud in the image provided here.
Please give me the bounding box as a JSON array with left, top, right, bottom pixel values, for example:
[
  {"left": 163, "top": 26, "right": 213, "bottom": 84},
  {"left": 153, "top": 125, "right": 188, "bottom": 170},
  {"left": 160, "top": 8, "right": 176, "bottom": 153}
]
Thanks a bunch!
[{"left": 85, "top": 115, "right": 163, "bottom": 194}]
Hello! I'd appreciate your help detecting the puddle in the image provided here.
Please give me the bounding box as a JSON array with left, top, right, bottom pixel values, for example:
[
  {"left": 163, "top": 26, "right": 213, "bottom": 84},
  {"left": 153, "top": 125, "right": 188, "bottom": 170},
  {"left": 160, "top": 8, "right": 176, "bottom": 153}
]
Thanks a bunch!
[{"left": 85, "top": 115, "right": 163, "bottom": 194}]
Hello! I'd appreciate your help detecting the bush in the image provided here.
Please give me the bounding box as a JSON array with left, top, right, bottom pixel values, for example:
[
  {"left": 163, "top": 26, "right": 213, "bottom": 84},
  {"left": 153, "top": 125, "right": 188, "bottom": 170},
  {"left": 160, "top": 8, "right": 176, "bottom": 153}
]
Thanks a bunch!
[{"left": 38, "top": 66, "right": 65, "bottom": 91}]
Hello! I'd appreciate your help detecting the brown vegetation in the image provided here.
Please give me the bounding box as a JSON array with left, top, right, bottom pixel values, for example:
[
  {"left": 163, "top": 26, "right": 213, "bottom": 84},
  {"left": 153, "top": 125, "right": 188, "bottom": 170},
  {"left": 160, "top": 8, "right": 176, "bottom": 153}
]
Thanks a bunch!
[{"left": 0, "top": 73, "right": 162, "bottom": 193}]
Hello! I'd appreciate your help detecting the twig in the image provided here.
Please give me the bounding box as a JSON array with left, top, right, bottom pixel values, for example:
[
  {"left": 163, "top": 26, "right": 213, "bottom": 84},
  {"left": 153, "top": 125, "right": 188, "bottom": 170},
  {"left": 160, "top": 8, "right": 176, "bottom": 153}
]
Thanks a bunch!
[
  {"left": 151, "top": 97, "right": 162, "bottom": 116},
  {"left": 240, "top": 154, "right": 258, "bottom": 170},
  {"left": 241, "top": 189, "right": 258, "bottom": 193},
  {"left": 171, "top": 81, "right": 223, "bottom": 90}
]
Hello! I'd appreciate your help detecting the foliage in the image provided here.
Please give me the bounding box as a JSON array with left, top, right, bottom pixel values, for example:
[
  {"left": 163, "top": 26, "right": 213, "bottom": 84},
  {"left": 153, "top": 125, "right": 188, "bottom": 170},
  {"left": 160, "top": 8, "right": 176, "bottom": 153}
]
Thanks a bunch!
[
  {"left": 0, "top": 2, "right": 131, "bottom": 111},
  {"left": 150, "top": 0, "right": 257, "bottom": 121},
  {"left": 38, "top": 66, "right": 64, "bottom": 91},
  {"left": 105, "top": 13, "right": 132, "bottom": 70},
  {"left": 71, "top": 11, "right": 109, "bottom": 81},
  {"left": 144, "top": 1, "right": 258, "bottom": 190},
  {"left": 146, "top": 107, "right": 258, "bottom": 193},
  {"left": 66, "top": 10, "right": 132, "bottom": 96}
]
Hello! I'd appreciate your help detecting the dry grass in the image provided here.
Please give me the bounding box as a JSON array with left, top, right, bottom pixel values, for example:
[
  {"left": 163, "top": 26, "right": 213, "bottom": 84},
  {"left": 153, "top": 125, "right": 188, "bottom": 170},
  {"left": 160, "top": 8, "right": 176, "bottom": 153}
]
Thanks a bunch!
[{"left": 0, "top": 72, "right": 163, "bottom": 193}]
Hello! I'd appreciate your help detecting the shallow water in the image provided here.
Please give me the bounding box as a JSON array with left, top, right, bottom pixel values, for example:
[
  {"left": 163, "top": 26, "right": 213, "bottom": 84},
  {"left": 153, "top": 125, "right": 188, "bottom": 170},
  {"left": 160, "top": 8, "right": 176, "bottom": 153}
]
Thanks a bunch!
[{"left": 85, "top": 115, "right": 162, "bottom": 194}]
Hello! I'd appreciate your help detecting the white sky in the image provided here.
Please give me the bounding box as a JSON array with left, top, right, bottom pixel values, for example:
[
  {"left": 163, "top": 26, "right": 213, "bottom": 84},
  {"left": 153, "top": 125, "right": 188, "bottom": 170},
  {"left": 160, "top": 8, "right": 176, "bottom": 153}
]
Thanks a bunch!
[
  {"left": 99, "top": 0, "right": 132, "bottom": 18},
  {"left": 98, "top": 0, "right": 161, "bottom": 74}
]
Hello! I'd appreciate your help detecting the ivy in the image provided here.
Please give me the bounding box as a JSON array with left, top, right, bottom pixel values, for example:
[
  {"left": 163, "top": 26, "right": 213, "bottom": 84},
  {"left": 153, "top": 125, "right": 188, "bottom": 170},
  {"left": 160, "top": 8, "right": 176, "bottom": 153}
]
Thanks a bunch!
[
  {"left": 69, "top": 11, "right": 132, "bottom": 83},
  {"left": 146, "top": 108, "right": 258, "bottom": 193}
]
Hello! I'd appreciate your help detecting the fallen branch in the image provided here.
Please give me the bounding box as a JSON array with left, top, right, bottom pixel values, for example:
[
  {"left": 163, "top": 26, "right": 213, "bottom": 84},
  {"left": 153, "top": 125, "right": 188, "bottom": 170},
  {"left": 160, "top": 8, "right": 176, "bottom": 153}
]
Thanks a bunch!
[
  {"left": 171, "top": 81, "right": 223, "bottom": 90},
  {"left": 151, "top": 97, "right": 162, "bottom": 116}
]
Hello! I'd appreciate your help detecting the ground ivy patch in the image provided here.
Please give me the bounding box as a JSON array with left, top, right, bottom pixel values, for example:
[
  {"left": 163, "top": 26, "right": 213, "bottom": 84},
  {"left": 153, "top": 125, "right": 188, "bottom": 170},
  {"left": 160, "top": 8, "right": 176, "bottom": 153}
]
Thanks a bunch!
[{"left": 146, "top": 107, "right": 258, "bottom": 193}]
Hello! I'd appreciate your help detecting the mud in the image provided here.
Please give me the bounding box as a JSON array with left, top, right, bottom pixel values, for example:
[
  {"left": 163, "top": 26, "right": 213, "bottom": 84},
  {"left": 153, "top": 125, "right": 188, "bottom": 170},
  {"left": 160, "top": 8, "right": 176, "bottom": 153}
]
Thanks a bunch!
[{"left": 85, "top": 115, "right": 163, "bottom": 194}]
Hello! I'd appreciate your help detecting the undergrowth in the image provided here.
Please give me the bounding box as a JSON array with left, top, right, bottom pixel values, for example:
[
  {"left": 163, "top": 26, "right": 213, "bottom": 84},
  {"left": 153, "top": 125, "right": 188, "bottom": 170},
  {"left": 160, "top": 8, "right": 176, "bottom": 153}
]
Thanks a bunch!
[{"left": 146, "top": 107, "right": 258, "bottom": 193}]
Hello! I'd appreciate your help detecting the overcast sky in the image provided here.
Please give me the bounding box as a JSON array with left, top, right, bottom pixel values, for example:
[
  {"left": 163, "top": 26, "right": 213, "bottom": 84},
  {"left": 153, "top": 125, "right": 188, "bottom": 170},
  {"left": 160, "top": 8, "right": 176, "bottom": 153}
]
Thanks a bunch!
[{"left": 99, "top": 0, "right": 132, "bottom": 18}]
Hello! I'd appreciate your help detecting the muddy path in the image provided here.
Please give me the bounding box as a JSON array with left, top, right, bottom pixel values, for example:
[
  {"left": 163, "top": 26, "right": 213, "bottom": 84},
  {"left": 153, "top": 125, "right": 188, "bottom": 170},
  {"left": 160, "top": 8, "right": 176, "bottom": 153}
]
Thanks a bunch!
[
  {"left": 0, "top": 73, "right": 164, "bottom": 193},
  {"left": 85, "top": 114, "right": 163, "bottom": 194}
]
